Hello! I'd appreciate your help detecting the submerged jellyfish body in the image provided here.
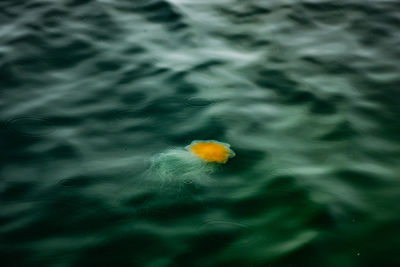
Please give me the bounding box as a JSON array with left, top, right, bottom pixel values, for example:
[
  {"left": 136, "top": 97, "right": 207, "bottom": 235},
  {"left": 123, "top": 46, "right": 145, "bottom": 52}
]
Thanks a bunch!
[
  {"left": 186, "top": 140, "right": 235, "bottom": 163},
  {"left": 146, "top": 140, "right": 235, "bottom": 192}
]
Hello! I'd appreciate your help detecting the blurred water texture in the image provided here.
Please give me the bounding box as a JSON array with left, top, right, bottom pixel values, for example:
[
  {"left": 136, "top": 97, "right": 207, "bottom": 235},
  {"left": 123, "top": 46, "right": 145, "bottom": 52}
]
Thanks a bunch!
[{"left": 1, "top": 0, "right": 400, "bottom": 266}]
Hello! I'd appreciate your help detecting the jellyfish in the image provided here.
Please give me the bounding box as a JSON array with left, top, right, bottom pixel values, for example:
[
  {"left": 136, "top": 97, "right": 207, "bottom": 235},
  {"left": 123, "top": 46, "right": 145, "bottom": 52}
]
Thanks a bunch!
[
  {"left": 117, "top": 140, "right": 235, "bottom": 216},
  {"left": 186, "top": 140, "right": 235, "bottom": 164},
  {"left": 144, "top": 140, "right": 235, "bottom": 192}
]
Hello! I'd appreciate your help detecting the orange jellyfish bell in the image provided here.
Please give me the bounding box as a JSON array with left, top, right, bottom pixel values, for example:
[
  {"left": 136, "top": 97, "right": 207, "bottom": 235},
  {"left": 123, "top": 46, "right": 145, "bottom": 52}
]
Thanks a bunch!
[{"left": 186, "top": 140, "right": 235, "bottom": 164}]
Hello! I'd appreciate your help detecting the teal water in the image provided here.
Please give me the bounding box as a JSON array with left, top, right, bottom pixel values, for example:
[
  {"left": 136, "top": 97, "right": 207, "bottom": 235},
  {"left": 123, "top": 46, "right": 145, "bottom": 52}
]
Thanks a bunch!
[{"left": 1, "top": 0, "right": 400, "bottom": 266}]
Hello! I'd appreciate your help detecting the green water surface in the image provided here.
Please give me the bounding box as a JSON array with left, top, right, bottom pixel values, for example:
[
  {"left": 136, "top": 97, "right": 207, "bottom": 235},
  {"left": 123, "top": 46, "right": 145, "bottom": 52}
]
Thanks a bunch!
[{"left": 1, "top": 0, "right": 400, "bottom": 266}]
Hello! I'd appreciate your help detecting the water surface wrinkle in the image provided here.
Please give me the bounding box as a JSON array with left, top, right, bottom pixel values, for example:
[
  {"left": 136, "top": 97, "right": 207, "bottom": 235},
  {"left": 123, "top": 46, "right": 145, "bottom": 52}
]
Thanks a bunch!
[{"left": 1, "top": 0, "right": 400, "bottom": 266}]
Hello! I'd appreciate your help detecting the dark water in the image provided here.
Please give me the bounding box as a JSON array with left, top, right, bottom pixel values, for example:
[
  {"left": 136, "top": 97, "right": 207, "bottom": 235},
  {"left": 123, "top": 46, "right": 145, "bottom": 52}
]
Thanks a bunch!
[{"left": 1, "top": 0, "right": 400, "bottom": 266}]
